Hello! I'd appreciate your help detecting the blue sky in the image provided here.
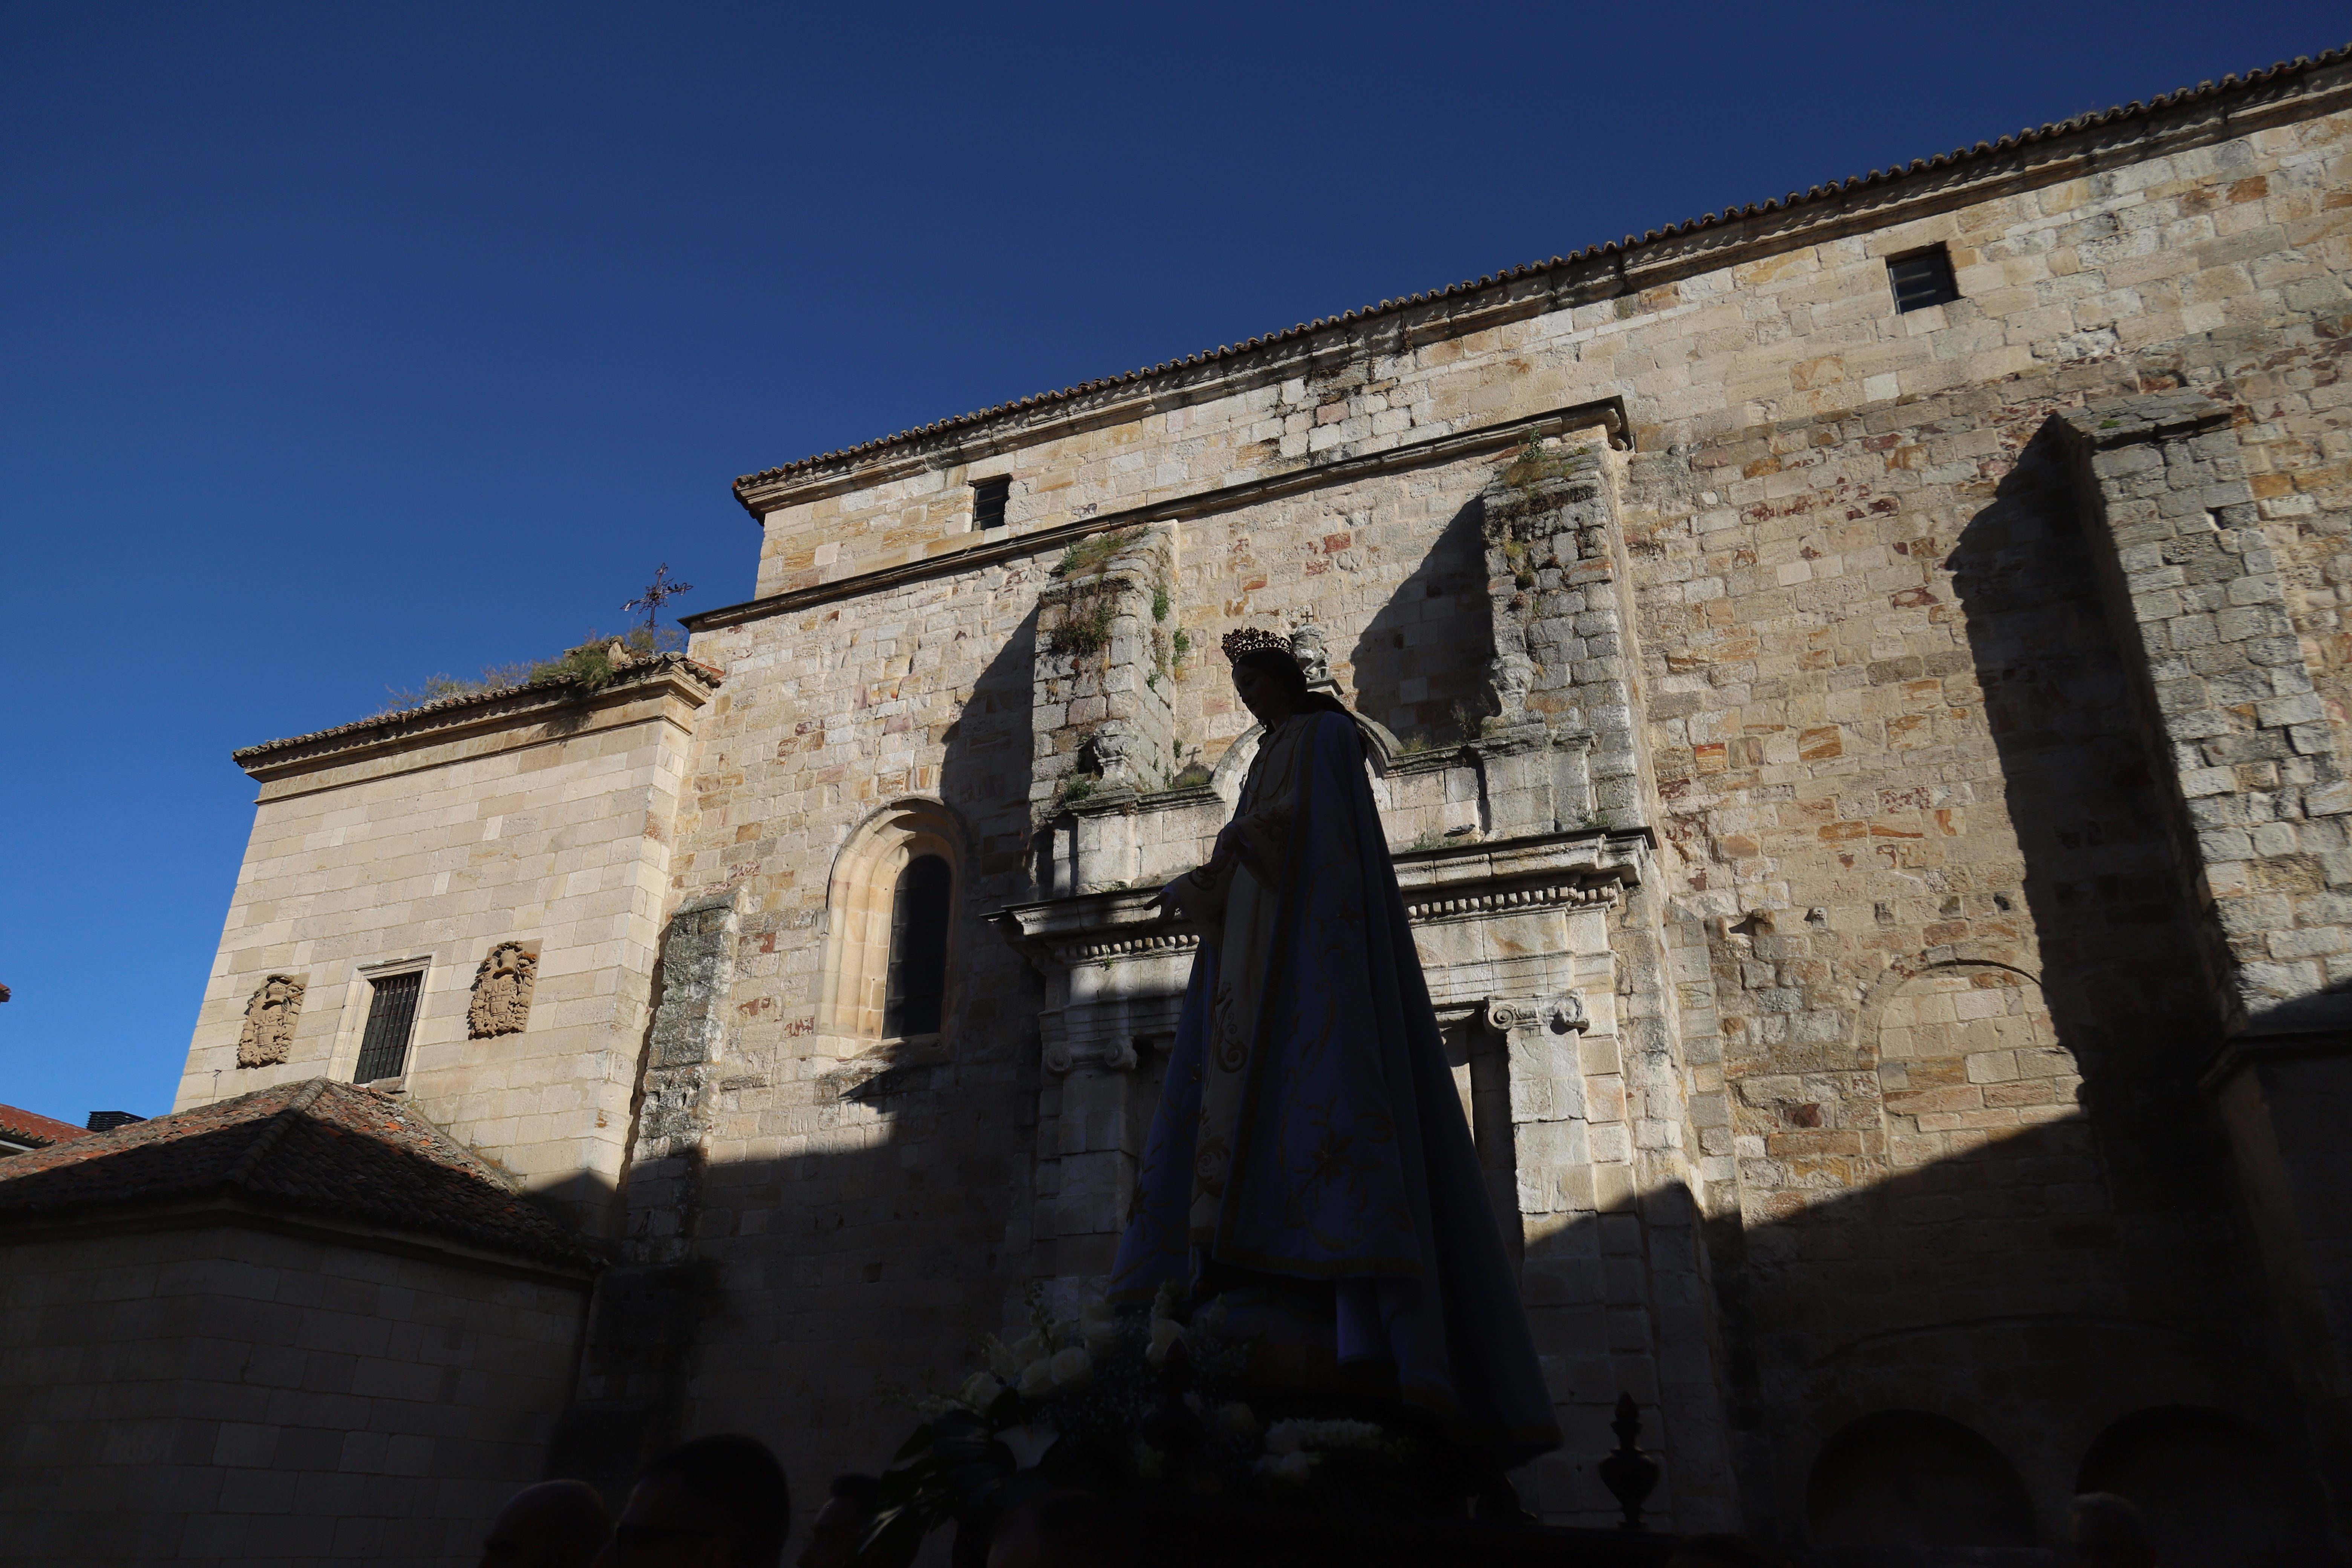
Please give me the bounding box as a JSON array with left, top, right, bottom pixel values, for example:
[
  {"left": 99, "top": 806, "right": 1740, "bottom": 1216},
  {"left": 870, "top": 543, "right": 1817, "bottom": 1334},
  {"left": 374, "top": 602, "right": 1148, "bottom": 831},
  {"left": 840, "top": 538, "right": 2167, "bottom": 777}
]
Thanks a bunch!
[{"left": 3, "top": 2, "right": 2343, "bottom": 1122}]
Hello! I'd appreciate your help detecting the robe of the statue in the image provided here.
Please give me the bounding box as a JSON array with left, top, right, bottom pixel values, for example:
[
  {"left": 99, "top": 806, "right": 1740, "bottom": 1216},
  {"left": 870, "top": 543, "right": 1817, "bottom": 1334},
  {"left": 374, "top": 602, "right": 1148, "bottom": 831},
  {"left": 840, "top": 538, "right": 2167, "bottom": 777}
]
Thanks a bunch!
[{"left": 1108, "top": 708, "right": 1561, "bottom": 1465}]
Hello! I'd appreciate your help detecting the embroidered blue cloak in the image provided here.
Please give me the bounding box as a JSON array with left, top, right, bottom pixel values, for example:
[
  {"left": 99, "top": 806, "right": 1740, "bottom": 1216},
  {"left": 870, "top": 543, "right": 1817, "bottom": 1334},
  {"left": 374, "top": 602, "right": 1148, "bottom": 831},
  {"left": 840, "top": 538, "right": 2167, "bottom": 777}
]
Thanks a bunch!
[{"left": 1109, "top": 709, "right": 1560, "bottom": 1464}]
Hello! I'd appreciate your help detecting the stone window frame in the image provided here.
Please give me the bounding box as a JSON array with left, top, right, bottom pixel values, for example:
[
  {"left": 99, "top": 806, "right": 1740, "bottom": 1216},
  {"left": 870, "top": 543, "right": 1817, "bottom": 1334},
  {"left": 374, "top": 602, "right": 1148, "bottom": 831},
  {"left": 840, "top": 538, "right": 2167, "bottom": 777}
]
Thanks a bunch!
[
  {"left": 818, "top": 798, "right": 969, "bottom": 1058},
  {"left": 326, "top": 953, "right": 435, "bottom": 1090}
]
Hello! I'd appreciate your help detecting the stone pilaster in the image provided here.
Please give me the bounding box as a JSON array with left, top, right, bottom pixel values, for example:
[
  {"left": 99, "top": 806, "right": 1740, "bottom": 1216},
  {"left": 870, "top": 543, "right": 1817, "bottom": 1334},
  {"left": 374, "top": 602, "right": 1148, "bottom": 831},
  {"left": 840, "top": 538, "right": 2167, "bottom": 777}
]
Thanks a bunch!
[
  {"left": 1031, "top": 525, "right": 1179, "bottom": 812},
  {"left": 2059, "top": 391, "right": 2352, "bottom": 1510},
  {"left": 551, "top": 888, "right": 739, "bottom": 1499},
  {"left": 1477, "top": 428, "right": 1646, "bottom": 838},
  {"left": 2058, "top": 392, "right": 2352, "bottom": 1036}
]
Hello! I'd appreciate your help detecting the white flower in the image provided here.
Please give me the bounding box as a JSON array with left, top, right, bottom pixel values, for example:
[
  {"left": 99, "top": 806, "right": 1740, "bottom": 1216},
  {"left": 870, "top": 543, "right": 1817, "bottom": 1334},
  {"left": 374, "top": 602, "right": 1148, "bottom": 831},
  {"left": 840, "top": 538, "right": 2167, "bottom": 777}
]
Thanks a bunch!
[
  {"left": 1146, "top": 1317, "right": 1187, "bottom": 1366},
  {"left": 1212, "top": 1401, "right": 1259, "bottom": 1436},
  {"left": 1254, "top": 1450, "right": 1315, "bottom": 1487},
  {"left": 1049, "top": 1346, "right": 1092, "bottom": 1390},
  {"left": 1263, "top": 1418, "right": 1386, "bottom": 1455},
  {"left": 959, "top": 1372, "right": 1003, "bottom": 1410},
  {"left": 1018, "top": 1358, "right": 1053, "bottom": 1399},
  {"left": 1081, "top": 1310, "right": 1126, "bottom": 1354},
  {"left": 997, "top": 1423, "right": 1060, "bottom": 1470},
  {"left": 1008, "top": 1332, "right": 1047, "bottom": 1367},
  {"left": 1193, "top": 1295, "right": 1231, "bottom": 1339}
]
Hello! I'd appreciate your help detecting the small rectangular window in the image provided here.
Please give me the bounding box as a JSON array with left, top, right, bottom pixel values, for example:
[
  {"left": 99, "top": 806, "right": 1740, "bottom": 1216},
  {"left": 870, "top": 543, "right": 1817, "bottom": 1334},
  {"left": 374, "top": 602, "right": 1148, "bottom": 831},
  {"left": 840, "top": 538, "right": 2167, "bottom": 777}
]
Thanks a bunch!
[
  {"left": 971, "top": 476, "right": 1011, "bottom": 533},
  {"left": 1887, "top": 245, "right": 1960, "bottom": 313},
  {"left": 354, "top": 971, "right": 422, "bottom": 1083}
]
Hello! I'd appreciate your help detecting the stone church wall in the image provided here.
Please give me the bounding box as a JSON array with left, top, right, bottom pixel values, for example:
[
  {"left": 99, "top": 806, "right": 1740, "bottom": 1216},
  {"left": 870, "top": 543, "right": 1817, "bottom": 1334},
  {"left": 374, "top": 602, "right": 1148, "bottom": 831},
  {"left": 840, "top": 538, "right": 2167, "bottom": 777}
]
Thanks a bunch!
[
  {"left": 0, "top": 1220, "right": 590, "bottom": 1568},
  {"left": 178, "top": 665, "right": 712, "bottom": 1229},
  {"left": 632, "top": 81, "right": 2352, "bottom": 1537},
  {"left": 167, "top": 57, "right": 2352, "bottom": 1553}
]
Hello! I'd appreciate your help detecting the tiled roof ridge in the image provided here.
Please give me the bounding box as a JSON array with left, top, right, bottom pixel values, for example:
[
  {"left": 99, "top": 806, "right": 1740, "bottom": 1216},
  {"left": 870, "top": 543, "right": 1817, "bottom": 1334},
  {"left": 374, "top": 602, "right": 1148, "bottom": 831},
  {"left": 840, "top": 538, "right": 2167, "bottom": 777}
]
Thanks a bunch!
[
  {"left": 232, "top": 649, "right": 723, "bottom": 766},
  {"left": 309, "top": 1080, "right": 526, "bottom": 1195},
  {"left": 732, "top": 44, "right": 2351, "bottom": 505},
  {"left": 220, "top": 1077, "right": 330, "bottom": 1186}
]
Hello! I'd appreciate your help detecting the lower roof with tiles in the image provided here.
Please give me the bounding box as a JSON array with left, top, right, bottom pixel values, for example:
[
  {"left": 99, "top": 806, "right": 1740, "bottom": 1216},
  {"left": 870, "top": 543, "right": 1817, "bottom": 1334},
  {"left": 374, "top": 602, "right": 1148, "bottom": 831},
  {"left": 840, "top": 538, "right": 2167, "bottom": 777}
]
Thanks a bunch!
[
  {"left": 0, "top": 1102, "right": 90, "bottom": 1152},
  {"left": 0, "top": 1078, "right": 596, "bottom": 1270}
]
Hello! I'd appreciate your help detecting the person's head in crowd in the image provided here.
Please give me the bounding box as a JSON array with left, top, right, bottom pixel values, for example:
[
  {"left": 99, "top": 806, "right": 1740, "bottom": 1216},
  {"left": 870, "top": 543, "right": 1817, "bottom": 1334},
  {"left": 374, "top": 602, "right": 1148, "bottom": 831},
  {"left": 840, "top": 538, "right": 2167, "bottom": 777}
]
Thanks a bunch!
[
  {"left": 1662, "top": 1533, "right": 1777, "bottom": 1568},
  {"left": 984, "top": 1491, "right": 1134, "bottom": 1568},
  {"left": 797, "top": 1473, "right": 880, "bottom": 1568},
  {"left": 2072, "top": 1493, "right": 2156, "bottom": 1568},
  {"left": 480, "top": 1480, "right": 610, "bottom": 1568},
  {"left": 599, "top": 1434, "right": 792, "bottom": 1568}
]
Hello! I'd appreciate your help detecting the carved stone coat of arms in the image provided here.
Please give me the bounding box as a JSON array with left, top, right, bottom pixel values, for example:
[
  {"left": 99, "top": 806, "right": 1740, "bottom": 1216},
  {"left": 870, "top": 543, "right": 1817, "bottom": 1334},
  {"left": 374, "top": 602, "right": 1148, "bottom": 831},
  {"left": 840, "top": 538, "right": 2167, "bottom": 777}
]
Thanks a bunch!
[
  {"left": 236, "top": 975, "right": 304, "bottom": 1067},
  {"left": 469, "top": 942, "right": 537, "bottom": 1038}
]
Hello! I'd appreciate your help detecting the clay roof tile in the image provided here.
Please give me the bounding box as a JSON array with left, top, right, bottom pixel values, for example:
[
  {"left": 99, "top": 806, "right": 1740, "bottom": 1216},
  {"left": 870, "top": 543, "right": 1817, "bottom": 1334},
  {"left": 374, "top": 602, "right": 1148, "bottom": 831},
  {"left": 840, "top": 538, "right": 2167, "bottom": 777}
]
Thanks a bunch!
[
  {"left": 0, "top": 1078, "right": 595, "bottom": 1269},
  {"left": 0, "top": 1103, "right": 91, "bottom": 1151}
]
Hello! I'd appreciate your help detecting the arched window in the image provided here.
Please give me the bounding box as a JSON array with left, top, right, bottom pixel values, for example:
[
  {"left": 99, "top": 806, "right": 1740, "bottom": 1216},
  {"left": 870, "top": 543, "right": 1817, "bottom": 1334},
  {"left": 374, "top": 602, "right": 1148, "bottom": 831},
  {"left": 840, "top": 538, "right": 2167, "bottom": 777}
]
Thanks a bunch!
[
  {"left": 818, "top": 798, "right": 965, "bottom": 1056},
  {"left": 884, "top": 854, "right": 952, "bottom": 1038}
]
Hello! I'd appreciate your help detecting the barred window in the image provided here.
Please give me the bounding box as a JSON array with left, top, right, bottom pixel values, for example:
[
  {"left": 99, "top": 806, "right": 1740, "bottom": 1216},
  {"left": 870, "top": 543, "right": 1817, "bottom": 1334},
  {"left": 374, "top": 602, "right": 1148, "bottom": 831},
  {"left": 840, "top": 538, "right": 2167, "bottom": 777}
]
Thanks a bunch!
[
  {"left": 883, "top": 854, "right": 952, "bottom": 1038},
  {"left": 1887, "top": 245, "right": 1961, "bottom": 313},
  {"left": 354, "top": 971, "right": 422, "bottom": 1083},
  {"left": 971, "top": 476, "right": 1011, "bottom": 533}
]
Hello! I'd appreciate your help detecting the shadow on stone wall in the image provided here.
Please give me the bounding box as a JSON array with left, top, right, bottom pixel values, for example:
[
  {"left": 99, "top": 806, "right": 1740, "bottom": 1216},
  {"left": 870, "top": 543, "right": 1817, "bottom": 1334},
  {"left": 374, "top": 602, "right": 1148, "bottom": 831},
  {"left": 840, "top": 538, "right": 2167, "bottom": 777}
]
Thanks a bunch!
[
  {"left": 1645, "top": 422, "right": 2339, "bottom": 1557},
  {"left": 551, "top": 609, "right": 1053, "bottom": 1506},
  {"left": 544, "top": 448, "right": 2340, "bottom": 1553},
  {"left": 1347, "top": 497, "right": 1493, "bottom": 746},
  {"left": 1709, "top": 1116, "right": 2332, "bottom": 1558}
]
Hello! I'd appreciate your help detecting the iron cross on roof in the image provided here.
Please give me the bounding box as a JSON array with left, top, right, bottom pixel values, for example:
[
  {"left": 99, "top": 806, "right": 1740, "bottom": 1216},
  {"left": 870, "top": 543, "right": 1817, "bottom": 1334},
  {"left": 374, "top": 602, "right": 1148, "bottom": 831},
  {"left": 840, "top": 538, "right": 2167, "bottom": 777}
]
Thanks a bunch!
[{"left": 622, "top": 564, "right": 695, "bottom": 636}]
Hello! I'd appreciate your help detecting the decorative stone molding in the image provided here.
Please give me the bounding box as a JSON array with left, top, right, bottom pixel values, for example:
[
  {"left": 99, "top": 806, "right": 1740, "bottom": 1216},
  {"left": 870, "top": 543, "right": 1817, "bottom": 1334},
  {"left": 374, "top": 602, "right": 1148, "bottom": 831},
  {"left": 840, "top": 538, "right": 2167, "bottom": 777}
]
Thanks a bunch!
[
  {"left": 1287, "top": 620, "right": 1331, "bottom": 685},
  {"left": 236, "top": 975, "right": 305, "bottom": 1068},
  {"left": 1044, "top": 1029, "right": 1171, "bottom": 1081},
  {"left": 467, "top": 942, "right": 538, "bottom": 1038},
  {"left": 1485, "top": 993, "right": 1589, "bottom": 1035},
  {"left": 1060, "top": 929, "right": 1200, "bottom": 966},
  {"left": 1405, "top": 881, "right": 1617, "bottom": 923}
]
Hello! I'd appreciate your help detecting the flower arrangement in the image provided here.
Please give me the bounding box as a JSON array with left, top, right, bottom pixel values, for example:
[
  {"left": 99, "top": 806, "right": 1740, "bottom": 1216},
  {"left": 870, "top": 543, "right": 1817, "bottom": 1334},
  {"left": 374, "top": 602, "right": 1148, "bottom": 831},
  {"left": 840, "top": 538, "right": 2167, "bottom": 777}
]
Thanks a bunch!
[{"left": 865, "top": 1284, "right": 1444, "bottom": 1559}]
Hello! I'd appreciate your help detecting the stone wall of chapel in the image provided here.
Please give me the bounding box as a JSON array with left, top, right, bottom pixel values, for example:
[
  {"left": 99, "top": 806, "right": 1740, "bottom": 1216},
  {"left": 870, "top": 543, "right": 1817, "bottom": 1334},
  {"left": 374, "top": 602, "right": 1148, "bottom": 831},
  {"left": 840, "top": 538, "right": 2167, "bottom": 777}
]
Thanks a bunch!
[
  {"left": 178, "top": 682, "right": 701, "bottom": 1224},
  {"left": 0, "top": 1223, "right": 588, "bottom": 1568},
  {"left": 642, "top": 98, "right": 2352, "bottom": 1532},
  {"left": 749, "top": 111, "right": 2352, "bottom": 613},
  {"left": 1619, "top": 377, "right": 2300, "bottom": 1534}
]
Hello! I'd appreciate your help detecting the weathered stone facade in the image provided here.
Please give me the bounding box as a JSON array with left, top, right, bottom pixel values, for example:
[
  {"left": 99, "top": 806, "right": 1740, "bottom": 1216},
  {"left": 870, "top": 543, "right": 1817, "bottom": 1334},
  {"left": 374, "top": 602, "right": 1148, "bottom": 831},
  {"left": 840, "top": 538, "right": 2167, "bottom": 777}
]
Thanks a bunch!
[{"left": 178, "top": 51, "right": 2352, "bottom": 1558}]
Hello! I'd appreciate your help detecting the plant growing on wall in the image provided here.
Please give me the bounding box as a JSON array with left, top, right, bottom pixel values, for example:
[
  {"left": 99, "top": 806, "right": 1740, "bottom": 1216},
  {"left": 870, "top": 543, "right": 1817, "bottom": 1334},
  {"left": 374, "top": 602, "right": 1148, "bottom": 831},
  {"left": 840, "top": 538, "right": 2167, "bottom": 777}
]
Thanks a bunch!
[
  {"left": 1047, "top": 527, "right": 1146, "bottom": 659},
  {"left": 1498, "top": 429, "right": 1594, "bottom": 498},
  {"left": 1048, "top": 599, "right": 1116, "bottom": 658},
  {"left": 375, "top": 625, "right": 680, "bottom": 715}
]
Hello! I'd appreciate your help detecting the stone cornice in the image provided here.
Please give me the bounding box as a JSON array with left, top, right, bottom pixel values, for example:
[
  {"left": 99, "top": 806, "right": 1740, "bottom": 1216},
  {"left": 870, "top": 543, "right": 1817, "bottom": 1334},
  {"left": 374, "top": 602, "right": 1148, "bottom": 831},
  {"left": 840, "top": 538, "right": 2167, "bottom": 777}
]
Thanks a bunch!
[
  {"left": 728, "top": 48, "right": 2352, "bottom": 518},
  {"left": 992, "top": 825, "right": 1649, "bottom": 969},
  {"left": 234, "top": 656, "right": 720, "bottom": 790},
  {"left": 688, "top": 401, "right": 1627, "bottom": 632}
]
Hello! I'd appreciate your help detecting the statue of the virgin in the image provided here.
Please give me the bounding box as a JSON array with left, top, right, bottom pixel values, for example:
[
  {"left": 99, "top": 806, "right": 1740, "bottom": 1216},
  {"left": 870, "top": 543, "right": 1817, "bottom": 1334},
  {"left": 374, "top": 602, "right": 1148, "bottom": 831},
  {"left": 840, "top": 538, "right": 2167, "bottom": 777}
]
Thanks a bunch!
[{"left": 1112, "top": 626, "right": 1561, "bottom": 1488}]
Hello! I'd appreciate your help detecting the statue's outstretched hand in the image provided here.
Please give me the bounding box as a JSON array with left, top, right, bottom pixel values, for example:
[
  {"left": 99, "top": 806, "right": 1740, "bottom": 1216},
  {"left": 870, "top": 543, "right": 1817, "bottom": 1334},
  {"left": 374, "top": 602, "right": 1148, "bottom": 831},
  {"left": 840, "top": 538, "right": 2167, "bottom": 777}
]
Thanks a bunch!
[{"left": 1144, "top": 878, "right": 1185, "bottom": 918}]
